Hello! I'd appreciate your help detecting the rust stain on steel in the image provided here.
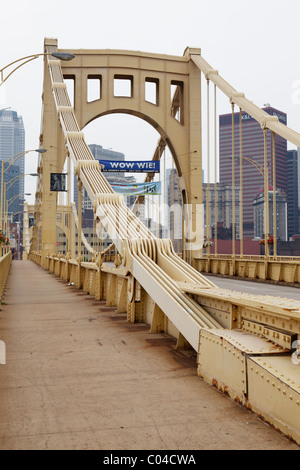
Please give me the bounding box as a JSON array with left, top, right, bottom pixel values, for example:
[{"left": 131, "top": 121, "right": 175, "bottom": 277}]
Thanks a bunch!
[
  {"left": 212, "top": 378, "right": 219, "bottom": 389},
  {"left": 246, "top": 402, "right": 253, "bottom": 412},
  {"left": 235, "top": 395, "right": 243, "bottom": 405}
]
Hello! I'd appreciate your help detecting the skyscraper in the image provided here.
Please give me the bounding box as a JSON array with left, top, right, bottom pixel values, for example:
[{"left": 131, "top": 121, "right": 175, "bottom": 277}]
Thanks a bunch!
[
  {"left": 287, "top": 149, "right": 300, "bottom": 238},
  {"left": 166, "top": 167, "right": 182, "bottom": 251},
  {"left": 219, "top": 106, "right": 287, "bottom": 239},
  {"left": 253, "top": 186, "right": 287, "bottom": 241},
  {"left": 0, "top": 108, "right": 25, "bottom": 215}
]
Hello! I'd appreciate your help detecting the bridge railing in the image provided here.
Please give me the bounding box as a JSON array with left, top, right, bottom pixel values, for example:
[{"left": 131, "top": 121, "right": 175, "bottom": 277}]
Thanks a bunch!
[
  {"left": 0, "top": 250, "right": 12, "bottom": 302},
  {"left": 28, "top": 41, "right": 300, "bottom": 444},
  {"left": 196, "top": 254, "right": 300, "bottom": 284}
]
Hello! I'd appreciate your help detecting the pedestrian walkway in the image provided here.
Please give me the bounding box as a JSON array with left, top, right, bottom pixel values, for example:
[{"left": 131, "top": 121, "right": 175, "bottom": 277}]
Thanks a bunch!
[{"left": 0, "top": 261, "right": 298, "bottom": 450}]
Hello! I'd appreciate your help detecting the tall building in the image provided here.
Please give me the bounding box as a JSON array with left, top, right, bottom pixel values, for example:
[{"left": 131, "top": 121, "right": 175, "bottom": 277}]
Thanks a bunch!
[
  {"left": 219, "top": 106, "right": 287, "bottom": 238},
  {"left": 0, "top": 108, "right": 25, "bottom": 215},
  {"left": 74, "top": 144, "right": 137, "bottom": 223},
  {"left": 166, "top": 168, "right": 182, "bottom": 251},
  {"left": 287, "top": 149, "right": 299, "bottom": 238},
  {"left": 253, "top": 186, "right": 287, "bottom": 241},
  {"left": 202, "top": 182, "right": 240, "bottom": 239}
]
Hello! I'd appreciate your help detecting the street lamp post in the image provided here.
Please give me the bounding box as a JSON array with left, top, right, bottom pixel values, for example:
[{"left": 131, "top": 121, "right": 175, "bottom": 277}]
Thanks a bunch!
[
  {"left": 4, "top": 192, "right": 31, "bottom": 239},
  {"left": 0, "top": 52, "right": 75, "bottom": 86},
  {"left": 3, "top": 172, "right": 38, "bottom": 224},
  {"left": 0, "top": 49, "right": 74, "bottom": 256},
  {"left": 229, "top": 153, "right": 272, "bottom": 259},
  {"left": 5, "top": 192, "right": 31, "bottom": 213},
  {"left": 6, "top": 192, "right": 31, "bottom": 211},
  {"left": 0, "top": 149, "right": 46, "bottom": 231}
]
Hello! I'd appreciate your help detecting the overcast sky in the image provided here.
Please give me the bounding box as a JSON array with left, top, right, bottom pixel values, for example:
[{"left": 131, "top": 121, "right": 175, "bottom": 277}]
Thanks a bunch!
[{"left": 1, "top": 0, "right": 300, "bottom": 203}]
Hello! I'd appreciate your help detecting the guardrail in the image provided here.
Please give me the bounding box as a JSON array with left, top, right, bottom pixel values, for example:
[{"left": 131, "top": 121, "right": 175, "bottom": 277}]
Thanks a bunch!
[
  {"left": 0, "top": 250, "right": 12, "bottom": 302},
  {"left": 29, "top": 250, "right": 300, "bottom": 444},
  {"left": 196, "top": 255, "right": 300, "bottom": 284}
]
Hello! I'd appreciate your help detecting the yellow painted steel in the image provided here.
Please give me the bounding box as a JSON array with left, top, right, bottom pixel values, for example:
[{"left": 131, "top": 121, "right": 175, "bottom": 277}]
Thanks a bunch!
[
  {"left": 0, "top": 251, "right": 11, "bottom": 302},
  {"left": 28, "top": 38, "right": 300, "bottom": 445}
]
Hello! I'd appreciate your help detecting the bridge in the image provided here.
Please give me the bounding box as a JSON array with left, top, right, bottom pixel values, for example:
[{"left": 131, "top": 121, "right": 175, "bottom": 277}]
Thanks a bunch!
[{"left": 0, "top": 37, "right": 300, "bottom": 449}]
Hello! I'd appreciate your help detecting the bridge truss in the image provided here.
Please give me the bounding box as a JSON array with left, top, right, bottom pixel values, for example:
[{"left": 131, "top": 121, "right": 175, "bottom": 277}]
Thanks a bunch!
[{"left": 26, "top": 38, "right": 300, "bottom": 444}]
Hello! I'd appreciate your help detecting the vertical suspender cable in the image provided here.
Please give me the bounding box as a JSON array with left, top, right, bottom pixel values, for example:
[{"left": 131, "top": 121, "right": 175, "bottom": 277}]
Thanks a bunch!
[
  {"left": 214, "top": 84, "right": 217, "bottom": 256},
  {"left": 78, "top": 178, "right": 82, "bottom": 262},
  {"left": 164, "top": 148, "right": 166, "bottom": 238},
  {"left": 100, "top": 218, "right": 102, "bottom": 258},
  {"left": 231, "top": 103, "right": 235, "bottom": 262},
  {"left": 172, "top": 158, "right": 174, "bottom": 246},
  {"left": 264, "top": 128, "right": 269, "bottom": 259},
  {"left": 272, "top": 131, "right": 277, "bottom": 259},
  {"left": 147, "top": 193, "right": 150, "bottom": 230},
  {"left": 158, "top": 163, "right": 161, "bottom": 239},
  {"left": 239, "top": 108, "right": 243, "bottom": 258},
  {"left": 206, "top": 79, "right": 210, "bottom": 256},
  {"left": 67, "top": 154, "right": 70, "bottom": 255}
]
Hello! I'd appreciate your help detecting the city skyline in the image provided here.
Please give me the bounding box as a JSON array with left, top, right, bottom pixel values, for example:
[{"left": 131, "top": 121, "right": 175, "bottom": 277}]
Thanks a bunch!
[
  {"left": 0, "top": 1, "right": 300, "bottom": 206},
  {"left": 3, "top": 98, "right": 298, "bottom": 246},
  {"left": 0, "top": 108, "right": 25, "bottom": 215},
  {"left": 1, "top": 2, "right": 300, "bottom": 450},
  {"left": 219, "top": 106, "right": 288, "bottom": 238}
]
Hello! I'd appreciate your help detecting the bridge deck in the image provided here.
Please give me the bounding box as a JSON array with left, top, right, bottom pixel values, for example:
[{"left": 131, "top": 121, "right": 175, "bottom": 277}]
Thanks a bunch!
[{"left": 0, "top": 261, "right": 298, "bottom": 450}]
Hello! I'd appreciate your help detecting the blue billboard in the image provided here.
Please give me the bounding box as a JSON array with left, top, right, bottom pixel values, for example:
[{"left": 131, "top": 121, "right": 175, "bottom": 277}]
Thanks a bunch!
[{"left": 99, "top": 160, "right": 160, "bottom": 173}]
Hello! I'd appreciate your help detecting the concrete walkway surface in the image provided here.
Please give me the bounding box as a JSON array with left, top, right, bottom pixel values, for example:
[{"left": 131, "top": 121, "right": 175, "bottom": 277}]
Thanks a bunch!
[{"left": 0, "top": 260, "right": 299, "bottom": 450}]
